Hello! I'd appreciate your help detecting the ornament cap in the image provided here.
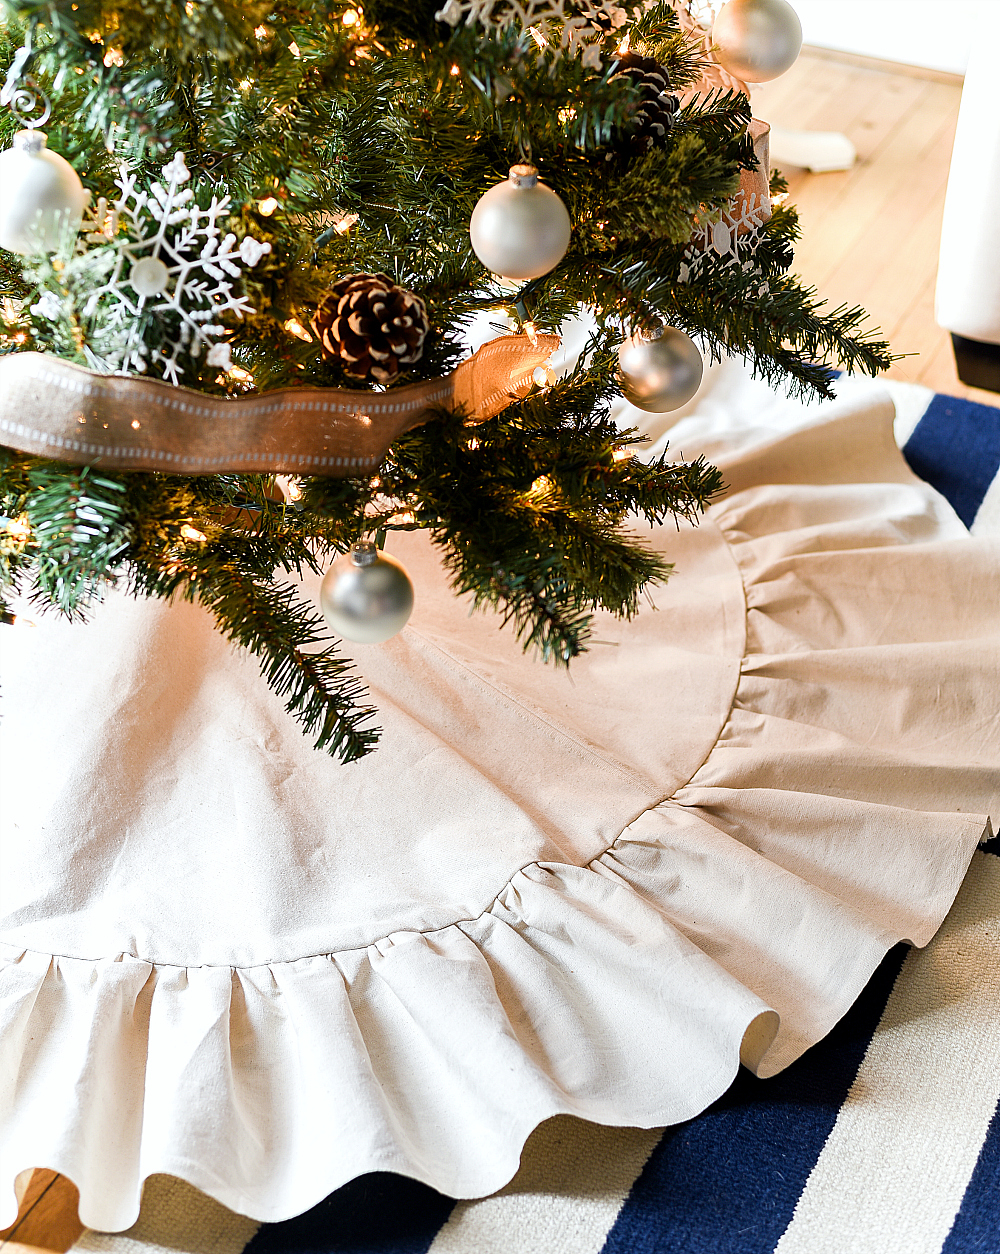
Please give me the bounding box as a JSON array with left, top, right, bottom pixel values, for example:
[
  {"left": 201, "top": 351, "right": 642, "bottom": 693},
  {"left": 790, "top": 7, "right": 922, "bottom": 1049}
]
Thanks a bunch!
[
  {"left": 508, "top": 164, "right": 538, "bottom": 188},
  {"left": 351, "top": 541, "right": 380, "bottom": 566},
  {"left": 12, "top": 129, "right": 47, "bottom": 155}
]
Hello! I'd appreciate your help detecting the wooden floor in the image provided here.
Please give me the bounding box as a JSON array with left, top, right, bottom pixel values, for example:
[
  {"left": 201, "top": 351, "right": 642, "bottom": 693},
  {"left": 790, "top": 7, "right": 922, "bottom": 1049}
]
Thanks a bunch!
[
  {"left": 753, "top": 49, "right": 1000, "bottom": 409},
  {"left": 0, "top": 1170, "right": 82, "bottom": 1253}
]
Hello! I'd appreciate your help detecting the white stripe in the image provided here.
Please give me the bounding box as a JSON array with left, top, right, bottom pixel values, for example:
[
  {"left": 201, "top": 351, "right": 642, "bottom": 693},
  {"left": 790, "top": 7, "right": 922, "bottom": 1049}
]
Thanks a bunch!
[
  {"left": 971, "top": 466, "right": 1000, "bottom": 537},
  {"left": 775, "top": 850, "right": 1000, "bottom": 1254},
  {"left": 883, "top": 379, "right": 934, "bottom": 449},
  {"left": 427, "top": 1118, "right": 660, "bottom": 1254},
  {"left": 74, "top": 1174, "right": 259, "bottom": 1254}
]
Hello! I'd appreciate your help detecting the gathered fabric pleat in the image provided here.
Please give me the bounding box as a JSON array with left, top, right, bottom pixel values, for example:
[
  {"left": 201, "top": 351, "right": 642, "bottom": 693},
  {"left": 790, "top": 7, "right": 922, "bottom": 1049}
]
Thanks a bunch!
[{"left": 1, "top": 385, "right": 997, "bottom": 1230}]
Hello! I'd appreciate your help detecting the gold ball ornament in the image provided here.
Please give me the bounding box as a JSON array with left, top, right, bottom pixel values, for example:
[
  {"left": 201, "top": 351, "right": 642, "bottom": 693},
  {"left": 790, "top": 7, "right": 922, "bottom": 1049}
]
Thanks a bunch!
[
  {"left": 618, "top": 327, "right": 704, "bottom": 413},
  {"left": 712, "top": 0, "right": 803, "bottom": 84},
  {"left": 469, "top": 165, "right": 571, "bottom": 281},
  {"left": 0, "top": 130, "right": 88, "bottom": 254},
  {"left": 319, "top": 542, "right": 414, "bottom": 644}
]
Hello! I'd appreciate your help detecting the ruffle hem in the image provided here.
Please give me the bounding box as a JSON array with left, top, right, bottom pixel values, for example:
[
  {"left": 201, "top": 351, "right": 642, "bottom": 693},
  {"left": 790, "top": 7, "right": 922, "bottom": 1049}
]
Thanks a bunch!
[{"left": 1, "top": 384, "right": 997, "bottom": 1230}]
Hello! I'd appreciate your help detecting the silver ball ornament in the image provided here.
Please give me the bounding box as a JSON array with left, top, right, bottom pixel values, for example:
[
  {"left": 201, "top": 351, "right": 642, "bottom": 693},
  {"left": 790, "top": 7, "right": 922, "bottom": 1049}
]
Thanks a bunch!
[
  {"left": 0, "top": 130, "right": 88, "bottom": 254},
  {"left": 618, "top": 327, "right": 704, "bottom": 413},
  {"left": 469, "top": 165, "right": 571, "bottom": 280},
  {"left": 712, "top": 0, "right": 803, "bottom": 84},
  {"left": 320, "top": 542, "right": 414, "bottom": 644}
]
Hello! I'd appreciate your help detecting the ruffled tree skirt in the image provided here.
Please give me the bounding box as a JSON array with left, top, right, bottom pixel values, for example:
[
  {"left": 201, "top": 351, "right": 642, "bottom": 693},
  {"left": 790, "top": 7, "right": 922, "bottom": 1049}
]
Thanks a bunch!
[{"left": 1, "top": 380, "right": 998, "bottom": 1231}]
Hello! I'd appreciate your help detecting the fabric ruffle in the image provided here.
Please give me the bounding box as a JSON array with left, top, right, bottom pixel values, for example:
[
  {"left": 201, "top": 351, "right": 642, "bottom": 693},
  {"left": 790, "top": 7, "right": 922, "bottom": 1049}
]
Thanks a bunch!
[{"left": 1, "top": 385, "right": 997, "bottom": 1231}]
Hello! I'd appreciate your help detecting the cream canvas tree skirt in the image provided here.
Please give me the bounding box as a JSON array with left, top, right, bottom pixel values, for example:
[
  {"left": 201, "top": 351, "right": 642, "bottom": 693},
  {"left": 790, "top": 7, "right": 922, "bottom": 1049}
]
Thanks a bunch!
[{"left": 1, "top": 377, "right": 998, "bottom": 1232}]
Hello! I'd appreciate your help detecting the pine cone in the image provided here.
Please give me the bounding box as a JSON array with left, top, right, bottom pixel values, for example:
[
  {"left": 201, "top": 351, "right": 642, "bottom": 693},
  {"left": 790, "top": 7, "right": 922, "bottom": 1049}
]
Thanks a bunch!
[
  {"left": 581, "top": 2, "right": 629, "bottom": 34},
  {"left": 565, "top": 1, "right": 630, "bottom": 36},
  {"left": 610, "top": 53, "right": 680, "bottom": 153},
  {"left": 313, "top": 273, "right": 429, "bottom": 383}
]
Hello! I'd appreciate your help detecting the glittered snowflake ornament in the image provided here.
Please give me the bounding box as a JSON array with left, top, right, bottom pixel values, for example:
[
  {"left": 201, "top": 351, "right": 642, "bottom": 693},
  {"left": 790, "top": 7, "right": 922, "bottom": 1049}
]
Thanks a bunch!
[{"left": 78, "top": 152, "right": 271, "bottom": 384}]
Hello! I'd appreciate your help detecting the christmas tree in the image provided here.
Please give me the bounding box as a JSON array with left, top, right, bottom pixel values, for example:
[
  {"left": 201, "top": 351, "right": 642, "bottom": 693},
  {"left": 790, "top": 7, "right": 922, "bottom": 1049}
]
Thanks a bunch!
[{"left": 0, "top": 0, "right": 891, "bottom": 761}]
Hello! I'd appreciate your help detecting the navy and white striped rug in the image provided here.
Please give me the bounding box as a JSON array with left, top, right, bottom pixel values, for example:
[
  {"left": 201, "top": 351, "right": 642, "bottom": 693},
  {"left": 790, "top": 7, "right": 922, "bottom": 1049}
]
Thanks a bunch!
[{"left": 76, "top": 386, "right": 1000, "bottom": 1254}]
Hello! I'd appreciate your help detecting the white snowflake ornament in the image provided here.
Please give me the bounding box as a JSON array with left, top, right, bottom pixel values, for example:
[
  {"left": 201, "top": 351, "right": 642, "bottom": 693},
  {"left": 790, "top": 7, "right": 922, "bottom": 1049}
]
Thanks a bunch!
[
  {"left": 78, "top": 152, "right": 272, "bottom": 384},
  {"left": 206, "top": 341, "right": 233, "bottom": 369},
  {"left": 29, "top": 290, "right": 63, "bottom": 320},
  {"left": 678, "top": 119, "right": 776, "bottom": 296},
  {"left": 678, "top": 187, "right": 772, "bottom": 297},
  {"left": 436, "top": 0, "right": 635, "bottom": 66}
]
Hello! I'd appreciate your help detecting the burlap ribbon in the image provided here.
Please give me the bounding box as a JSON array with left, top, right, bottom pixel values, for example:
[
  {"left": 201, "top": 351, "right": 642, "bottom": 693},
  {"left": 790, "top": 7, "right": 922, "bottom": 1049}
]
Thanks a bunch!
[{"left": 0, "top": 333, "right": 559, "bottom": 476}]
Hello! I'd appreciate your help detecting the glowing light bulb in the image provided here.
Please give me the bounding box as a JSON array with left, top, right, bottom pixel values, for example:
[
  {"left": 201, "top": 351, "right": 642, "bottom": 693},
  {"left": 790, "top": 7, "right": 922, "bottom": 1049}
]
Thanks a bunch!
[
  {"left": 5, "top": 516, "right": 31, "bottom": 542},
  {"left": 275, "top": 475, "right": 304, "bottom": 502},
  {"left": 343, "top": 9, "right": 360, "bottom": 25},
  {"left": 284, "top": 318, "right": 312, "bottom": 341},
  {"left": 257, "top": 196, "right": 279, "bottom": 216},
  {"left": 180, "top": 524, "right": 207, "bottom": 542}
]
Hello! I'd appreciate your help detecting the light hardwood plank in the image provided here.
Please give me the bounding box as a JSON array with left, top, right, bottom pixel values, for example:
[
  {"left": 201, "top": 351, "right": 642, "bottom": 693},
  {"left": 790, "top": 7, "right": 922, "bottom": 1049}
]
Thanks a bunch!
[
  {"left": 789, "top": 83, "right": 959, "bottom": 286},
  {"left": 800, "top": 43, "right": 964, "bottom": 86},
  {"left": 746, "top": 52, "right": 837, "bottom": 122},
  {"left": 0, "top": 1171, "right": 83, "bottom": 1253},
  {"left": 754, "top": 52, "right": 1000, "bottom": 409},
  {"left": 817, "top": 121, "right": 956, "bottom": 340}
]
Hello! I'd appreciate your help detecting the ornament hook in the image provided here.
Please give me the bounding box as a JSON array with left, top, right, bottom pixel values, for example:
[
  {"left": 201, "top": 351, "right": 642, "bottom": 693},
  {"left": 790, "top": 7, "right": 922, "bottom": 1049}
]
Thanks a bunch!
[
  {"left": 1, "top": 40, "right": 52, "bottom": 130},
  {"left": 5, "top": 79, "right": 53, "bottom": 130}
]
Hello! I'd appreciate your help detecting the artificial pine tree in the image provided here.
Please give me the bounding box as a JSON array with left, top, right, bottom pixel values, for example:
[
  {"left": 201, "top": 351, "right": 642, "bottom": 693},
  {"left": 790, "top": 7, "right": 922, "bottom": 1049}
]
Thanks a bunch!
[{"left": 0, "top": 0, "right": 892, "bottom": 762}]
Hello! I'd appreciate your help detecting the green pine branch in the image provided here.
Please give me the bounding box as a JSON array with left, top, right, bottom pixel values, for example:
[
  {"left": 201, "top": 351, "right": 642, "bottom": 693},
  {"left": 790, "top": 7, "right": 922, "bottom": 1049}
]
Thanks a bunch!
[
  {"left": 0, "top": 2, "right": 897, "bottom": 759},
  {"left": 148, "top": 561, "right": 381, "bottom": 762},
  {"left": 23, "top": 462, "right": 129, "bottom": 616}
]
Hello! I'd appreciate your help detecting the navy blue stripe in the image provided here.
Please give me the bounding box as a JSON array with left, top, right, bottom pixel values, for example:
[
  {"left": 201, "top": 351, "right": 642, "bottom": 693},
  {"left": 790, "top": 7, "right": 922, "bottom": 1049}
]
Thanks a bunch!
[
  {"left": 940, "top": 1097, "right": 1000, "bottom": 1254},
  {"left": 902, "top": 394, "right": 1000, "bottom": 528},
  {"left": 244, "top": 1173, "right": 455, "bottom": 1254},
  {"left": 600, "top": 944, "right": 909, "bottom": 1254}
]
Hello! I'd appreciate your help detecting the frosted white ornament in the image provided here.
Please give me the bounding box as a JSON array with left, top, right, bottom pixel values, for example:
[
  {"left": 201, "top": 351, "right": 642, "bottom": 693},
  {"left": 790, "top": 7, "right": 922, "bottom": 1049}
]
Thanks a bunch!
[
  {"left": 618, "top": 326, "right": 703, "bottom": 413},
  {"left": 0, "top": 130, "right": 88, "bottom": 254},
  {"left": 469, "top": 165, "right": 571, "bottom": 281},
  {"left": 712, "top": 0, "right": 802, "bottom": 84},
  {"left": 320, "top": 542, "right": 414, "bottom": 644}
]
